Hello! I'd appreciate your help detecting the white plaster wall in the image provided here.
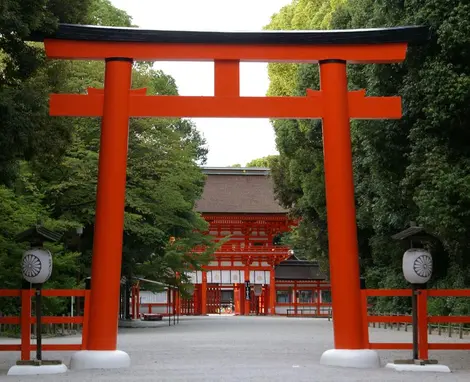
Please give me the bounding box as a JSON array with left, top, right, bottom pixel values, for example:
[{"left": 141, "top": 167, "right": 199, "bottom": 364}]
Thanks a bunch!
[
  {"left": 275, "top": 306, "right": 292, "bottom": 315},
  {"left": 139, "top": 291, "right": 167, "bottom": 304},
  {"left": 139, "top": 305, "right": 170, "bottom": 315}
]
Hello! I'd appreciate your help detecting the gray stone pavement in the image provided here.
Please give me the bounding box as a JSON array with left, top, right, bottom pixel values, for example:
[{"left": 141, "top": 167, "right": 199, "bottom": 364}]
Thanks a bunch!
[{"left": 1, "top": 316, "right": 470, "bottom": 381}]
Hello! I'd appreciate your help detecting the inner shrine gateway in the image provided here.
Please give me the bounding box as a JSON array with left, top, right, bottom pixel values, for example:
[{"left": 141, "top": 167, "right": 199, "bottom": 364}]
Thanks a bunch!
[
  {"left": 183, "top": 167, "right": 328, "bottom": 317},
  {"left": 31, "top": 24, "right": 428, "bottom": 370}
]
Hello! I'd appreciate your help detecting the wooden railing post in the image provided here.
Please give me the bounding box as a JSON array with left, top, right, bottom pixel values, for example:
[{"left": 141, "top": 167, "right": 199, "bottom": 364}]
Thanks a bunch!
[
  {"left": 360, "top": 289, "right": 370, "bottom": 348},
  {"left": 81, "top": 280, "right": 91, "bottom": 350},
  {"left": 316, "top": 281, "right": 321, "bottom": 317},
  {"left": 417, "top": 289, "right": 429, "bottom": 360},
  {"left": 20, "top": 286, "right": 31, "bottom": 361}
]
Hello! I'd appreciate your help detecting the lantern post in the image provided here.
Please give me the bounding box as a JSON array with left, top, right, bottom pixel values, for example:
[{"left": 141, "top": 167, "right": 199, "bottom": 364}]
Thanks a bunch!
[
  {"left": 22, "top": 248, "right": 53, "bottom": 362},
  {"left": 8, "top": 226, "right": 67, "bottom": 376},
  {"left": 387, "top": 225, "right": 450, "bottom": 372},
  {"left": 402, "top": 247, "right": 433, "bottom": 362}
]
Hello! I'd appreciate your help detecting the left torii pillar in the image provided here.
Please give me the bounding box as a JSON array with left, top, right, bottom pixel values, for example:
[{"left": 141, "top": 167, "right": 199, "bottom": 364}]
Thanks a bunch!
[{"left": 69, "top": 58, "right": 134, "bottom": 369}]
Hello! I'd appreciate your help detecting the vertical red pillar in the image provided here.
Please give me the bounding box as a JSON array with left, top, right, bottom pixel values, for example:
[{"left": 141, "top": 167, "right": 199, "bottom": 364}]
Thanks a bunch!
[
  {"left": 319, "top": 59, "right": 364, "bottom": 349},
  {"left": 167, "top": 289, "right": 170, "bottom": 315},
  {"left": 316, "top": 281, "right": 321, "bottom": 316},
  {"left": 20, "top": 289, "right": 31, "bottom": 361},
  {"left": 136, "top": 285, "right": 140, "bottom": 319},
  {"left": 175, "top": 289, "right": 181, "bottom": 316},
  {"left": 360, "top": 290, "right": 370, "bottom": 347},
  {"left": 82, "top": 289, "right": 91, "bottom": 350},
  {"left": 418, "top": 289, "right": 429, "bottom": 360},
  {"left": 131, "top": 286, "right": 136, "bottom": 319},
  {"left": 270, "top": 269, "right": 276, "bottom": 315},
  {"left": 201, "top": 272, "right": 207, "bottom": 315},
  {"left": 87, "top": 58, "right": 133, "bottom": 351},
  {"left": 234, "top": 284, "right": 240, "bottom": 315},
  {"left": 293, "top": 281, "right": 298, "bottom": 316}
]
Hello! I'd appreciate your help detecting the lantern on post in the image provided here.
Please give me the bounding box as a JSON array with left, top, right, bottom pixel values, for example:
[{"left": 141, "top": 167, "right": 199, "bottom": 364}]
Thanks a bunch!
[
  {"left": 7, "top": 225, "right": 67, "bottom": 376},
  {"left": 402, "top": 247, "right": 432, "bottom": 363},
  {"left": 386, "top": 223, "right": 450, "bottom": 372},
  {"left": 21, "top": 248, "right": 52, "bottom": 363}
]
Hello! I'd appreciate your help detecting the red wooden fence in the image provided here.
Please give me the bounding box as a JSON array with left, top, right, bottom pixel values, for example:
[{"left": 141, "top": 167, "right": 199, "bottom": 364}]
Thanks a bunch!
[
  {"left": 2, "top": 287, "right": 470, "bottom": 361},
  {"left": 361, "top": 289, "right": 470, "bottom": 359},
  {"left": 0, "top": 289, "right": 89, "bottom": 360}
]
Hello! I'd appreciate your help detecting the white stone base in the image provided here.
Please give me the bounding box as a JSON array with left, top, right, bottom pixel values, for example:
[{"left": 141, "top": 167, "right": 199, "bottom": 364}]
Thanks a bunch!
[
  {"left": 385, "top": 363, "right": 451, "bottom": 373},
  {"left": 320, "top": 349, "right": 380, "bottom": 369},
  {"left": 7, "top": 364, "right": 68, "bottom": 376},
  {"left": 70, "top": 350, "right": 130, "bottom": 370}
]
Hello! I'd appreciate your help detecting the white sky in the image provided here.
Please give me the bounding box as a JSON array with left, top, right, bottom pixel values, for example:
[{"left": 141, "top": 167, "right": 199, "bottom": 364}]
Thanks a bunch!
[{"left": 110, "top": 0, "right": 292, "bottom": 166}]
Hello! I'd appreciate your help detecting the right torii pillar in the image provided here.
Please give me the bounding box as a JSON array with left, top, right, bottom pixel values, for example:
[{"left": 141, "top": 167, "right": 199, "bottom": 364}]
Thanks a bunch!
[{"left": 318, "top": 59, "right": 377, "bottom": 368}]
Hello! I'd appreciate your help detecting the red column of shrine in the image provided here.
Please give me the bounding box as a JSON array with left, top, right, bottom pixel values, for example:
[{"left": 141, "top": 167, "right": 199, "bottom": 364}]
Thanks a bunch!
[
  {"left": 201, "top": 272, "right": 207, "bottom": 315},
  {"left": 234, "top": 284, "right": 241, "bottom": 315},
  {"left": 319, "top": 60, "right": 363, "bottom": 349},
  {"left": 270, "top": 268, "right": 276, "bottom": 315},
  {"left": 71, "top": 58, "right": 133, "bottom": 369}
]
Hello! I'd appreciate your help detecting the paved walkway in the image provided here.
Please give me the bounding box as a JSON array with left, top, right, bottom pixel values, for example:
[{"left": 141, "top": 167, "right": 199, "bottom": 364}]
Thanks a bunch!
[{"left": 1, "top": 316, "right": 470, "bottom": 381}]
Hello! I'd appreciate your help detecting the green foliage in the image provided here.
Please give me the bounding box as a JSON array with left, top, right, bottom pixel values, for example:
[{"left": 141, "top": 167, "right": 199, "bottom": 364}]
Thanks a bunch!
[
  {"left": 0, "top": 0, "right": 92, "bottom": 184},
  {"left": 87, "top": 0, "right": 133, "bottom": 27},
  {"left": 0, "top": 0, "right": 213, "bottom": 317},
  {"left": 246, "top": 155, "right": 278, "bottom": 168},
  {"left": 267, "top": 0, "right": 470, "bottom": 315}
]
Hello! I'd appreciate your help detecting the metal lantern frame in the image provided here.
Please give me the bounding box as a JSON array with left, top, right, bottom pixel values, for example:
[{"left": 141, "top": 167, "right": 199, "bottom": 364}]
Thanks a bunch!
[
  {"left": 392, "top": 224, "right": 439, "bottom": 365},
  {"left": 16, "top": 225, "right": 63, "bottom": 364}
]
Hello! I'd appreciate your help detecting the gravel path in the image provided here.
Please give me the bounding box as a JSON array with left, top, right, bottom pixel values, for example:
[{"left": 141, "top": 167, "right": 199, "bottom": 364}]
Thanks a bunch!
[{"left": 1, "top": 316, "right": 469, "bottom": 381}]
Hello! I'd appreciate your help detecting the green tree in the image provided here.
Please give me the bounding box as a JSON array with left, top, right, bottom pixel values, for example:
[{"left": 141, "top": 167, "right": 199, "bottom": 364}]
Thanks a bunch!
[
  {"left": 0, "top": 0, "right": 93, "bottom": 184},
  {"left": 0, "top": 0, "right": 215, "bottom": 319},
  {"left": 266, "top": 0, "right": 470, "bottom": 315},
  {"left": 246, "top": 155, "right": 278, "bottom": 168}
]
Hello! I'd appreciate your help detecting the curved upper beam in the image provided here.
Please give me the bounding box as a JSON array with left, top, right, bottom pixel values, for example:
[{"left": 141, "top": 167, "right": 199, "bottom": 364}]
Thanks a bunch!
[{"left": 29, "top": 23, "right": 429, "bottom": 46}]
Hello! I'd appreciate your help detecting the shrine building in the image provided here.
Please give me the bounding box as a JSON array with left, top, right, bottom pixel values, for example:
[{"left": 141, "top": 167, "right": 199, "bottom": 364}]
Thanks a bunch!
[{"left": 137, "top": 167, "right": 330, "bottom": 317}]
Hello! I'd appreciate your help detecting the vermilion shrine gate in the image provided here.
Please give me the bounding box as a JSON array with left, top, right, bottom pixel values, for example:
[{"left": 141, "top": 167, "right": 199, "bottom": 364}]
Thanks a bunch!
[{"left": 31, "top": 24, "right": 428, "bottom": 369}]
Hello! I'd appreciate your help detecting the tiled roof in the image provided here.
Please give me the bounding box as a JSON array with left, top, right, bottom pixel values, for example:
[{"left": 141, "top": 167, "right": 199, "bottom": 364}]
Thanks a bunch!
[{"left": 195, "top": 167, "right": 287, "bottom": 214}]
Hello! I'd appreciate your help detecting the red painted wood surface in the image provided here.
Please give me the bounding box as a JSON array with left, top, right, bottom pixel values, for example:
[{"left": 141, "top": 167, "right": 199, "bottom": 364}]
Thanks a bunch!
[
  {"left": 362, "top": 288, "right": 470, "bottom": 357},
  {"left": 44, "top": 39, "right": 408, "bottom": 63},
  {"left": 0, "top": 289, "right": 88, "bottom": 360}
]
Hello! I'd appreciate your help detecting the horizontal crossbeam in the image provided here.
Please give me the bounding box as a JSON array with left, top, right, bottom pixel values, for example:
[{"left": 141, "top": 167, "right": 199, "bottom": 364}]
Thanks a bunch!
[
  {"left": 44, "top": 39, "right": 408, "bottom": 64},
  {"left": 50, "top": 89, "right": 401, "bottom": 119}
]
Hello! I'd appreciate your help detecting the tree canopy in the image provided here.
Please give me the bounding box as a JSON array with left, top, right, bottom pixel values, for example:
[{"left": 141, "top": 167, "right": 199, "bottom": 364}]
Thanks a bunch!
[
  {"left": 266, "top": 0, "right": 470, "bottom": 315},
  {"left": 0, "top": 0, "right": 214, "bottom": 315},
  {"left": 245, "top": 155, "right": 278, "bottom": 168}
]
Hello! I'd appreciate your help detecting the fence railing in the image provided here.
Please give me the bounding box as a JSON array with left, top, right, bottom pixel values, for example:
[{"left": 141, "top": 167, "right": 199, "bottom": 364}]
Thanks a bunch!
[
  {"left": 368, "top": 312, "right": 470, "bottom": 338},
  {"left": 0, "top": 289, "right": 89, "bottom": 360},
  {"left": 361, "top": 289, "right": 470, "bottom": 359}
]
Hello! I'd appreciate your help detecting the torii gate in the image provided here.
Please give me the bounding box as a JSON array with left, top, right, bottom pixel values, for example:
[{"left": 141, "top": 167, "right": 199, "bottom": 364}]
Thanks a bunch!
[{"left": 32, "top": 24, "right": 428, "bottom": 369}]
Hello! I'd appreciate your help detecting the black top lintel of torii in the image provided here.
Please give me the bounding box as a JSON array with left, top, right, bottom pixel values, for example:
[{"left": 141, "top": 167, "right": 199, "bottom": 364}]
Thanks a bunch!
[{"left": 28, "top": 23, "right": 430, "bottom": 46}]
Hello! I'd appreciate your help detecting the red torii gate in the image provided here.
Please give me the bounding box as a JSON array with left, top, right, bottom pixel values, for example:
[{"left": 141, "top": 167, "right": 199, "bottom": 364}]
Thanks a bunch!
[{"left": 32, "top": 24, "right": 427, "bottom": 369}]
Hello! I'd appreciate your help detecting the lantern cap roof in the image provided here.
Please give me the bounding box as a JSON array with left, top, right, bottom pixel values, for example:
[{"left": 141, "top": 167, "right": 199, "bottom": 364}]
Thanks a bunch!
[
  {"left": 28, "top": 23, "right": 430, "bottom": 46},
  {"left": 16, "top": 225, "right": 63, "bottom": 245},
  {"left": 392, "top": 224, "right": 442, "bottom": 246},
  {"left": 392, "top": 226, "right": 425, "bottom": 240}
]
